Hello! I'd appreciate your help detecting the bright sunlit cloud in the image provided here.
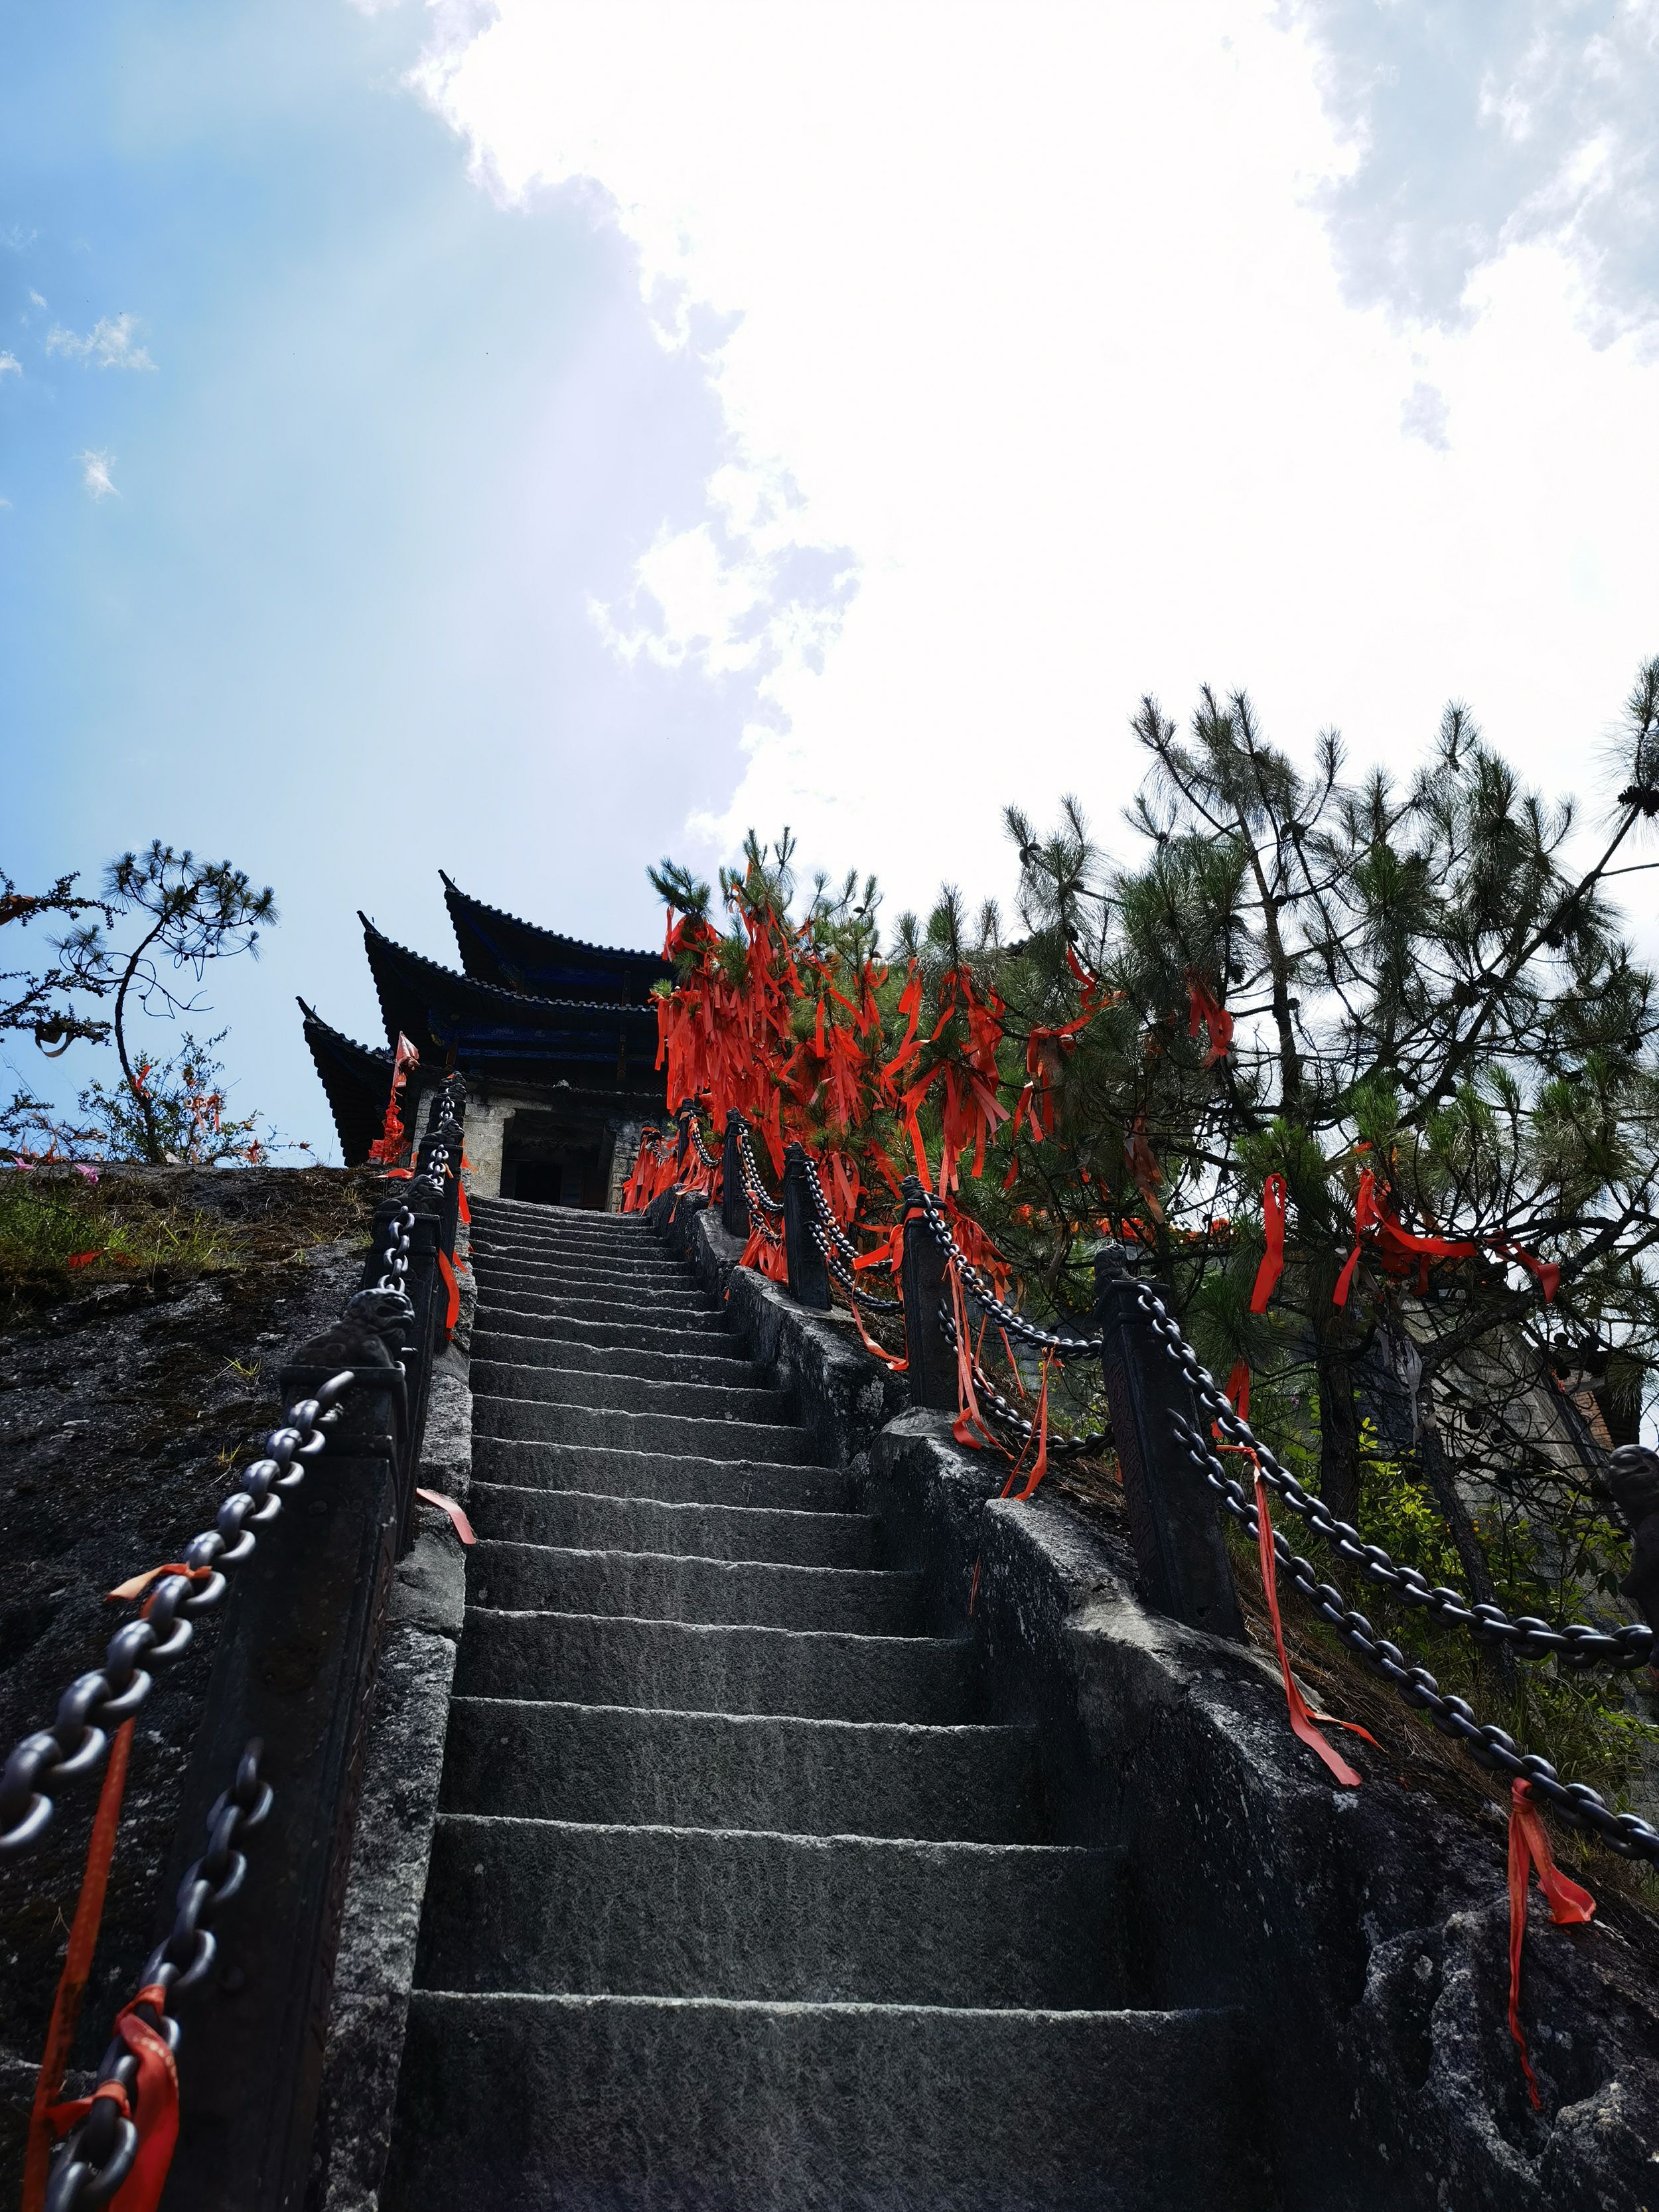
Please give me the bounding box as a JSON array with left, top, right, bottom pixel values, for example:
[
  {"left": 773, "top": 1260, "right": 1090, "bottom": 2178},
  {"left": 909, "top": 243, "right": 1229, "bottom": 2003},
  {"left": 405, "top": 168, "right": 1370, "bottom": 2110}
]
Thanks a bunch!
[{"left": 413, "top": 1, "right": 1659, "bottom": 921}]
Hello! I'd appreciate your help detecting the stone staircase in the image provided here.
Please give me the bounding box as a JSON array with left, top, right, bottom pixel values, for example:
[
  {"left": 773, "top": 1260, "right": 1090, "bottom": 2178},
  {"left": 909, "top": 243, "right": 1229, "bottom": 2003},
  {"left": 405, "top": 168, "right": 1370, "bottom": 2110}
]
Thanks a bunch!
[{"left": 382, "top": 1196, "right": 1254, "bottom": 2210}]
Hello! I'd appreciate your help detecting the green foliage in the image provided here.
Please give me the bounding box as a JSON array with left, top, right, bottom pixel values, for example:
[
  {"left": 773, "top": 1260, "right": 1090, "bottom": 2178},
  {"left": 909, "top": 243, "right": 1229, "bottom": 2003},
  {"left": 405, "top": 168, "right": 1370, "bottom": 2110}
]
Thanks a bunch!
[{"left": 0, "top": 1172, "right": 231, "bottom": 1286}]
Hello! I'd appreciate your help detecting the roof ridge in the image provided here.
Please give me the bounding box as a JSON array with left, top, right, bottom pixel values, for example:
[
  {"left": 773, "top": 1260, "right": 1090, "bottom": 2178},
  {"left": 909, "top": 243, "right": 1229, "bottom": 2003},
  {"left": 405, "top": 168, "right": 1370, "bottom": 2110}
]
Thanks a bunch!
[
  {"left": 439, "top": 873, "right": 663, "bottom": 966},
  {"left": 360, "top": 915, "right": 659, "bottom": 1018}
]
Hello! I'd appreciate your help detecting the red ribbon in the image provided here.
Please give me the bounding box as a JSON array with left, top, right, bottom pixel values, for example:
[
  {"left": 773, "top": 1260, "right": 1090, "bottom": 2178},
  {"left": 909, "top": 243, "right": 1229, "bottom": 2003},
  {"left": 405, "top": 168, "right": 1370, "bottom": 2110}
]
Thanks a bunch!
[
  {"left": 437, "top": 1250, "right": 461, "bottom": 1337},
  {"left": 1224, "top": 1361, "right": 1252, "bottom": 1423},
  {"left": 1000, "top": 1353, "right": 1052, "bottom": 1502},
  {"left": 1508, "top": 1779, "right": 1595, "bottom": 2109},
  {"left": 1185, "top": 973, "right": 1234, "bottom": 1065},
  {"left": 1241, "top": 1457, "right": 1376, "bottom": 1787},
  {"left": 46, "top": 1984, "right": 180, "bottom": 2212},
  {"left": 1250, "top": 1174, "right": 1286, "bottom": 1313},
  {"left": 22, "top": 1720, "right": 136, "bottom": 2212},
  {"left": 415, "top": 1487, "right": 476, "bottom": 1544}
]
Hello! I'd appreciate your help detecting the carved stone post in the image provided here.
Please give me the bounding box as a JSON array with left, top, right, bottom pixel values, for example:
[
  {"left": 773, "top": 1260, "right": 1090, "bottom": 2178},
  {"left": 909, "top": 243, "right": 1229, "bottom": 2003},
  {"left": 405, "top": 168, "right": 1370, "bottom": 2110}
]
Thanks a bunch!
[
  {"left": 782, "top": 1143, "right": 831, "bottom": 1310},
  {"left": 900, "top": 1177, "right": 956, "bottom": 1412},
  {"left": 1094, "top": 1248, "right": 1244, "bottom": 1642}
]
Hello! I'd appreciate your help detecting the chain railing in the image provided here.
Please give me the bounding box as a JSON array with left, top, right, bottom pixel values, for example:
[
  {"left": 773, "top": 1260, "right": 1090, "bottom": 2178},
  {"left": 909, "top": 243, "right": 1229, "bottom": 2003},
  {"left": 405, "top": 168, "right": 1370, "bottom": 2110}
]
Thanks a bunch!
[
  {"left": 798, "top": 1150, "right": 903, "bottom": 1313},
  {"left": 1123, "top": 1273, "right": 1659, "bottom": 1862},
  {"left": 15, "top": 1073, "right": 470, "bottom": 2211},
  {"left": 0, "top": 1187, "right": 427, "bottom": 1855},
  {"left": 911, "top": 1184, "right": 1103, "bottom": 1355},
  {"left": 46, "top": 1740, "right": 274, "bottom": 2212}
]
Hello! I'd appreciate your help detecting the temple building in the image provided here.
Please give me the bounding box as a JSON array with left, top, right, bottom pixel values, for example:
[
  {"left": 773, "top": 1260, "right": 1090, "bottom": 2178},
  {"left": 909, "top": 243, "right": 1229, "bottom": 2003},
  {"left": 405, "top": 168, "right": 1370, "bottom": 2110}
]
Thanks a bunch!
[{"left": 300, "top": 873, "right": 668, "bottom": 1207}]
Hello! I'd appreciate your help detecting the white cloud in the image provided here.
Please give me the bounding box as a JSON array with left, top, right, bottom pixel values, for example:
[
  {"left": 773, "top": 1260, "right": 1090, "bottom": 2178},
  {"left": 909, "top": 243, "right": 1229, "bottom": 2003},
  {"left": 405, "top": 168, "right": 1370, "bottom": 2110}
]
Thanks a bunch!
[
  {"left": 28, "top": 289, "right": 46, "bottom": 309},
  {"left": 0, "top": 352, "right": 19, "bottom": 376},
  {"left": 1400, "top": 380, "right": 1450, "bottom": 449},
  {"left": 78, "top": 450, "right": 117, "bottom": 499},
  {"left": 413, "top": 3, "right": 1659, "bottom": 917},
  {"left": 47, "top": 313, "right": 155, "bottom": 370}
]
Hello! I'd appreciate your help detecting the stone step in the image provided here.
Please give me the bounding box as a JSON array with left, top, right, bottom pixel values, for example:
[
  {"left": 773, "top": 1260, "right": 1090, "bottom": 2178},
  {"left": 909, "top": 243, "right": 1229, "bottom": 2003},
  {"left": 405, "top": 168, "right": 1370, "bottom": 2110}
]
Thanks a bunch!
[
  {"left": 457, "top": 1611, "right": 979, "bottom": 1724},
  {"left": 478, "top": 1301, "right": 731, "bottom": 1350},
  {"left": 472, "top": 1286, "right": 725, "bottom": 1333},
  {"left": 470, "top": 1329, "right": 756, "bottom": 1387},
  {"left": 419, "top": 1816, "right": 1123, "bottom": 2008},
  {"left": 470, "top": 1438, "right": 855, "bottom": 1512},
  {"left": 470, "top": 1200, "right": 653, "bottom": 1238},
  {"left": 470, "top": 1359, "right": 788, "bottom": 1426},
  {"left": 386, "top": 1992, "right": 1250, "bottom": 2212},
  {"left": 443, "top": 1700, "right": 1040, "bottom": 1842},
  {"left": 469, "top": 1242, "right": 694, "bottom": 1285},
  {"left": 470, "top": 1542, "right": 921, "bottom": 1635},
  {"left": 472, "top": 1394, "right": 820, "bottom": 1464},
  {"left": 469, "top": 1484, "right": 878, "bottom": 1568},
  {"left": 471, "top": 1264, "right": 712, "bottom": 1315}
]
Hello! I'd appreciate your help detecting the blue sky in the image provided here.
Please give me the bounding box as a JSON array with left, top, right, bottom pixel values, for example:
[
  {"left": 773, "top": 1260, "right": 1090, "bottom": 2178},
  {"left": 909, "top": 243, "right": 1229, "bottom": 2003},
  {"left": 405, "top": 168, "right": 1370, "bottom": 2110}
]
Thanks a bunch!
[{"left": 4, "top": 2, "right": 1658, "bottom": 1159}]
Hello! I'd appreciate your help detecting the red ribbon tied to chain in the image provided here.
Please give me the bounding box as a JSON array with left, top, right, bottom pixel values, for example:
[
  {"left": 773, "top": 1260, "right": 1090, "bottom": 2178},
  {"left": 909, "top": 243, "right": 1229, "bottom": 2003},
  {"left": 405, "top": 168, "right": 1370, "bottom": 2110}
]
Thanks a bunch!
[
  {"left": 1219, "top": 1442, "right": 1377, "bottom": 1787},
  {"left": 1250, "top": 1174, "right": 1286, "bottom": 1313},
  {"left": 1508, "top": 1779, "right": 1595, "bottom": 2109}
]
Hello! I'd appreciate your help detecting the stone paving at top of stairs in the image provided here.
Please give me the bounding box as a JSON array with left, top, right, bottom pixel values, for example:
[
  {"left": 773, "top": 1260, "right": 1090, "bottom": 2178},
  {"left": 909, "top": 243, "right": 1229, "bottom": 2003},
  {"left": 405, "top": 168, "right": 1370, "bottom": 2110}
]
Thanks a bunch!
[{"left": 384, "top": 1197, "right": 1254, "bottom": 2212}]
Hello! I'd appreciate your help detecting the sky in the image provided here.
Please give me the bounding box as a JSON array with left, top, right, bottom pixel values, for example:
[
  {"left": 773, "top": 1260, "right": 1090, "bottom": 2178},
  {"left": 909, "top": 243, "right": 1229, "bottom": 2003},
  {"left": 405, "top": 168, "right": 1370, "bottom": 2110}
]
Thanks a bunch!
[{"left": 3, "top": 1, "right": 1658, "bottom": 1159}]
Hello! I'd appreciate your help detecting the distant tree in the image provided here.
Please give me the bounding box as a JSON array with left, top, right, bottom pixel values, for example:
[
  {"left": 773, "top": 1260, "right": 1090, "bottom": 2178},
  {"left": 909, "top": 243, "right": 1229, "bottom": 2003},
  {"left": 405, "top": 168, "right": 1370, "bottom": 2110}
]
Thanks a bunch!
[
  {"left": 1, "top": 843, "right": 281, "bottom": 1166},
  {"left": 996, "top": 658, "right": 1659, "bottom": 1621},
  {"left": 0, "top": 869, "right": 112, "bottom": 1051}
]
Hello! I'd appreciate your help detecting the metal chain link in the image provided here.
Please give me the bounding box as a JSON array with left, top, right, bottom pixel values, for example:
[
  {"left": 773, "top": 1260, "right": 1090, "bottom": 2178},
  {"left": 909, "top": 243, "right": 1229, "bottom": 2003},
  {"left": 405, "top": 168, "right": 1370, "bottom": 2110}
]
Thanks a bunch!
[
  {"left": 1128, "top": 1279, "right": 1654, "bottom": 1672},
  {"left": 45, "top": 1739, "right": 273, "bottom": 2211},
  {"left": 0, "top": 1199, "right": 417, "bottom": 1856},
  {"left": 911, "top": 1185, "right": 1104, "bottom": 1355},
  {"left": 800, "top": 1157, "right": 904, "bottom": 1313},
  {"left": 1121, "top": 1278, "right": 1659, "bottom": 1862},
  {"left": 938, "top": 1298, "right": 1110, "bottom": 1457},
  {"left": 735, "top": 1125, "right": 785, "bottom": 1228}
]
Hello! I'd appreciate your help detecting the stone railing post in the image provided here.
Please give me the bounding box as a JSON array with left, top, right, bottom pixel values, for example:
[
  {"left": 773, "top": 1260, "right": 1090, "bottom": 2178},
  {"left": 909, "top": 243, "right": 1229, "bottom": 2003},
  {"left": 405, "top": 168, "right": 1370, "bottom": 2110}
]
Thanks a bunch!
[
  {"left": 721, "top": 1115, "right": 749, "bottom": 1240},
  {"left": 899, "top": 1177, "right": 956, "bottom": 1412},
  {"left": 782, "top": 1143, "right": 831, "bottom": 1309},
  {"left": 1094, "top": 1247, "right": 1244, "bottom": 1641}
]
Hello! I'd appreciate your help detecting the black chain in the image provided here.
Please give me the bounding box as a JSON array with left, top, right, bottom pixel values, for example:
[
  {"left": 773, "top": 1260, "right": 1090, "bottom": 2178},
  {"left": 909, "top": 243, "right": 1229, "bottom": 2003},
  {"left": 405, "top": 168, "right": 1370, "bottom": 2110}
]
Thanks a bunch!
[
  {"left": 1123, "top": 1280, "right": 1659, "bottom": 1862},
  {"left": 799, "top": 1157, "right": 904, "bottom": 1313},
  {"left": 912, "top": 1185, "right": 1104, "bottom": 1355},
  {"left": 45, "top": 1739, "right": 273, "bottom": 2211},
  {"left": 1129, "top": 1280, "right": 1654, "bottom": 1672},
  {"left": 938, "top": 1298, "right": 1110, "bottom": 1457},
  {"left": 735, "top": 1126, "right": 785, "bottom": 1228},
  {"left": 0, "top": 1201, "right": 417, "bottom": 1856}
]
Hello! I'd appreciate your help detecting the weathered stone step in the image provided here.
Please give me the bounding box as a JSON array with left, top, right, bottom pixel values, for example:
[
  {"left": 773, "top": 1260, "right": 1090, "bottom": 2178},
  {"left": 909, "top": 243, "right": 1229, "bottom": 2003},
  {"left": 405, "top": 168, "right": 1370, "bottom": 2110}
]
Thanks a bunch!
[
  {"left": 470, "top": 1329, "right": 755, "bottom": 1387},
  {"left": 472, "top": 1394, "right": 820, "bottom": 1464},
  {"left": 419, "top": 1816, "right": 1123, "bottom": 2008},
  {"left": 470, "top": 1438, "right": 855, "bottom": 1512},
  {"left": 472, "top": 1284, "right": 723, "bottom": 1331},
  {"left": 470, "top": 1359, "right": 786, "bottom": 1426},
  {"left": 471, "top": 1261, "right": 711, "bottom": 1313},
  {"left": 470, "top": 1483, "right": 877, "bottom": 1568},
  {"left": 469, "top": 1238, "right": 694, "bottom": 1291},
  {"left": 478, "top": 1299, "right": 731, "bottom": 1346},
  {"left": 455, "top": 1612, "right": 977, "bottom": 1723},
  {"left": 470, "top": 1199, "right": 653, "bottom": 1238},
  {"left": 386, "top": 1992, "right": 1250, "bottom": 2212},
  {"left": 470, "top": 1542, "right": 921, "bottom": 1635},
  {"left": 442, "top": 1700, "right": 1041, "bottom": 1842}
]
